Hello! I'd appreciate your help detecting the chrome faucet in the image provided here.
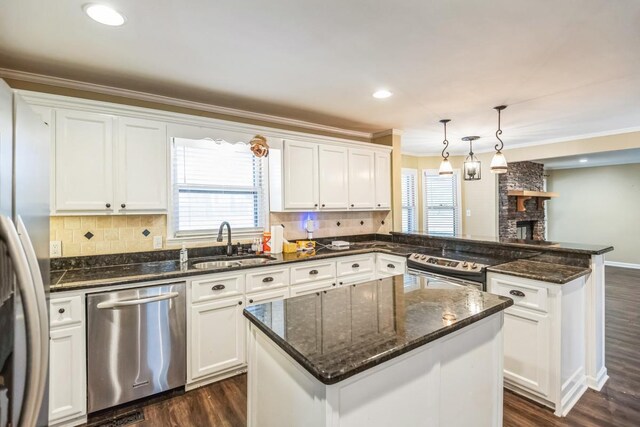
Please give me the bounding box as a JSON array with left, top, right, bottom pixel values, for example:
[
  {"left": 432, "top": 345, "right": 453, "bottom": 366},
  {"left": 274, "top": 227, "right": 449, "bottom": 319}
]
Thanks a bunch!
[{"left": 216, "top": 221, "right": 233, "bottom": 256}]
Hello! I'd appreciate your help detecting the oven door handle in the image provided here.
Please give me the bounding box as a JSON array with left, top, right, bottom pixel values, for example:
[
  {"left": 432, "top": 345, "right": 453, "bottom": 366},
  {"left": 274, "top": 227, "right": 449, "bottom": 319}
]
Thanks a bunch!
[{"left": 97, "top": 292, "right": 179, "bottom": 309}]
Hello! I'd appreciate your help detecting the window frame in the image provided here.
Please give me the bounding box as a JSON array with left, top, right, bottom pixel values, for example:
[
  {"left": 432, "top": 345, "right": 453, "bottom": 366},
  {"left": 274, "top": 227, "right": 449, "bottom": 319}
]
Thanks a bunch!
[
  {"left": 166, "top": 130, "right": 270, "bottom": 243},
  {"left": 401, "top": 168, "right": 419, "bottom": 233},
  {"left": 421, "top": 168, "right": 462, "bottom": 236}
]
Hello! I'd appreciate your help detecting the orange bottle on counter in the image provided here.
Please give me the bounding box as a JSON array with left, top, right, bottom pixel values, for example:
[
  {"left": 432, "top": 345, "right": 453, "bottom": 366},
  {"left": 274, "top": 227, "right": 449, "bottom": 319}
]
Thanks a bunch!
[{"left": 263, "top": 231, "right": 272, "bottom": 254}]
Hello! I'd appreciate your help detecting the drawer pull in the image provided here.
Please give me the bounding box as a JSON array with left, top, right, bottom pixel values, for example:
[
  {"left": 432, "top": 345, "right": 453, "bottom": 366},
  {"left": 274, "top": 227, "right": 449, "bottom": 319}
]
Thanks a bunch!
[
  {"left": 211, "top": 284, "right": 226, "bottom": 291},
  {"left": 509, "top": 290, "right": 525, "bottom": 297},
  {"left": 387, "top": 263, "right": 396, "bottom": 269},
  {"left": 352, "top": 263, "right": 360, "bottom": 268},
  {"left": 262, "top": 277, "right": 274, "bottom": 283},
  {"left": 309, "top": 270, "right": 319, "bottom": 275},
  {"left": 58, "top": 308, "right": 65, "bottom": 314}
]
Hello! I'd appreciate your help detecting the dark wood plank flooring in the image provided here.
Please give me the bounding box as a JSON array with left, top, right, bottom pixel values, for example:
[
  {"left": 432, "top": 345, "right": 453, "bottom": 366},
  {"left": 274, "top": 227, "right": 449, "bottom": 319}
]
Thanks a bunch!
[{"left": 94, "top": 266, "right": 639, "bottom": 426}]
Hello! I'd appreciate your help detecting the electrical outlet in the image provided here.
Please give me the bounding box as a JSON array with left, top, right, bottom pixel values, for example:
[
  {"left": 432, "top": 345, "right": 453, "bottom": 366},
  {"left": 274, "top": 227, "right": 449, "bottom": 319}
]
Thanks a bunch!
[
  {"left": 153, "top": 236, "right": 163, "bottom": 249},
  {"left": 466, "top": 209, "right": 471, "bottom": 217},
  {"left": 50, "top": 241, "right": 62, "bottom": 257}
]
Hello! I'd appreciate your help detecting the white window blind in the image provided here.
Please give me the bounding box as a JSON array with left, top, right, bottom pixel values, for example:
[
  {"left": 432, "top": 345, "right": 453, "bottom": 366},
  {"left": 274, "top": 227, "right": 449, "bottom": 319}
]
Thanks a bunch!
[
  {"left": 171, "top": 137, "right": 267, "bottom": 238},
  {"left": 401, "top": 168, "right": 418, "bottom": 232},
  {"left": 423, "top": 169, "right": 460, "bottom": 236}
]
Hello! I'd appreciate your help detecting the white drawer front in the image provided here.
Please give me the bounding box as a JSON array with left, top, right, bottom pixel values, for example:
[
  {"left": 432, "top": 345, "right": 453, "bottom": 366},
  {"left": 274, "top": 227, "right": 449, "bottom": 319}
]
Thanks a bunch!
[
  {"left": 290, "top": 261, "right": 336, "bottom": 286},
  {"left": 289, "top": 279, "right": 336, "bottom": 297},
  {"left": 489, "top": 278, "right": 548, "bottom": 312},
  {"left": 336, "top": 254, "right": 375, "bottom": 278},
  {"left": 50, "top": 295, "right": 83, "bottom": 328},
  {"left": 246, "top": 267, "right": 289, "bottom": 293},
  {"left": 376, "top": 254, "right": 407, "bottom": 277},
  {"left": 191, "top": 273, "right": 245, "bottom": 303},
  {"left": 246, "top": 288, "right": 290, "bottom": 306},
  {"left": 338, "top": 272, "right": 376, "bottom": 286}
]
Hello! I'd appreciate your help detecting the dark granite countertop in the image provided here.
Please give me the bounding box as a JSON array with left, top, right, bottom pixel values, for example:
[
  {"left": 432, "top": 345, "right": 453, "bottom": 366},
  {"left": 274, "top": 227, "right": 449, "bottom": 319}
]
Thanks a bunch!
[
  {"left": 50, "top": 241, "right": 423, "bottom": 291},
  {"left": 243, "top": 274, "right": 513, "bottom": 384},
  {"left": 391, "top": 231, "right": 614, "bottom": 255},
  {"left": 487, "top": 260, "right": 591, "bottom": 284}
]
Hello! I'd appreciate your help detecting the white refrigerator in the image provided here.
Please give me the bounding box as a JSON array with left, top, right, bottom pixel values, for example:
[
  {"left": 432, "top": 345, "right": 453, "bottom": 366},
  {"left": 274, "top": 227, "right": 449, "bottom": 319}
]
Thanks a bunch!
[{"left": 0, "top": 79, "right": 50, "bottom": 427}]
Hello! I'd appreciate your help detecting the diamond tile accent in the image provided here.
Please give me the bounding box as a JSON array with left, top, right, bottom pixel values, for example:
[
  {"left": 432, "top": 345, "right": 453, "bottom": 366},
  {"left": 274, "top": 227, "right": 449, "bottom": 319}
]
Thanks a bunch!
[
  {"left": 84, "top": 231, "right": 94, "bottom": 240},
  {"left": 142, "top": 229, "right": 150, "bottom": 237}
]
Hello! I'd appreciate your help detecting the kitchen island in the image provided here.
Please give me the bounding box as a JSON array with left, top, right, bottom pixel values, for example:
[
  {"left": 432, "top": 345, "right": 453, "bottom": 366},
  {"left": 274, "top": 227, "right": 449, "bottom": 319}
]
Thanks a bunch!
[{"left": 244, "top": 274, "right": 513, "bottom": 427}]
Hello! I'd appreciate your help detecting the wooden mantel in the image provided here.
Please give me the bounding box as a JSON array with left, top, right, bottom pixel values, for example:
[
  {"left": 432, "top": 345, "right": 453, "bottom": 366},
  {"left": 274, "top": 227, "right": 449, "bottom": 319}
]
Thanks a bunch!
[{"left": 507, "top": 190, "right": 559, "bottom": 212}]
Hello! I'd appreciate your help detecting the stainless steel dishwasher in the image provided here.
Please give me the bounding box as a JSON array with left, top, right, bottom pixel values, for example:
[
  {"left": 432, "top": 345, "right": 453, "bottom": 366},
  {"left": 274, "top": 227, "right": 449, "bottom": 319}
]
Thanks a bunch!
[{"left": 87, "top": 282, "right": 186, "bottom": 413}]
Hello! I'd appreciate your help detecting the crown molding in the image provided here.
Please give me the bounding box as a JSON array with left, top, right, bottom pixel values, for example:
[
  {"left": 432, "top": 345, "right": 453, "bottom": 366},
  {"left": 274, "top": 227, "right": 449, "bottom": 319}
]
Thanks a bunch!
[
  {"left": 0, "top": 67, "right": 373, "bottom": 140},
  {"left": 372, "top": 129, "right": 404, "bottom": 138}
]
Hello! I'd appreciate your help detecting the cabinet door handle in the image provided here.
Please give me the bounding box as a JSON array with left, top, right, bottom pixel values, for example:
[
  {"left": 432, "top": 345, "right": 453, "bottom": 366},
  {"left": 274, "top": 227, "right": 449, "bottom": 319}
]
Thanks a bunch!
[
  {"left": 249, "top": 299, "right": 254, "bottom": 303},
  {"left": 314, "top": 203, "right": 318, "bottom": 207},
  {"left": 377, "top": 203, "right": 381, "bottom": 207},
  {"left": 352, "top": 263, "right": 360, "bottom": 268},
  {"left": 387, "top": 263, "right": 395, "bottom": 269},
  {"left": 105, "top": 203, "right": 111, "bottom": 208},
  {"left": 322, "top": 204, "right": 326, "bottom": 208},
  {"left": 238, "top": 301, "right": 243, "bottom": 305},
  {"left": 58, "top": 308, "right": 65, "bottom": 314},
  {"left": 309, "top": 270, "right": 319, "bottom": 275},
  {"left": 121, "top": 203, "right": 126, "bottom": 209},
  {"left": 332, "top": 283, "right": 336, "bottom": 286},
  {"left": 211, "top": 284, "right": 226, "bottom": 291},
  {"left": 262, "top": 277, "right": 274, "bottom": 283},
  {"left": 509, "top": 290, "right": 525, "bottom": 297},
  {"left": 350, "top": 204, "right": 355, "bottom": 207}
]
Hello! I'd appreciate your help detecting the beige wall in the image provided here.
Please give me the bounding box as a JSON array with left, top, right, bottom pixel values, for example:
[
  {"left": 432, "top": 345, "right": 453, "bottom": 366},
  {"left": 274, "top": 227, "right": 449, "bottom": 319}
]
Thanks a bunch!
[{"left": 547, "top": 164, "right": 640, "bottom": 265}]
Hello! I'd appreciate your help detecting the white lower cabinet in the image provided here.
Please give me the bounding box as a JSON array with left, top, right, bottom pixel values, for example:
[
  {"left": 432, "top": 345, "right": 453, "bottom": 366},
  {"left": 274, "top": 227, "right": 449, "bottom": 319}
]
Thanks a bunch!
[
  {"left": 376, "top": 254, "right": 407, "bottom": 277},
  {"left": 48, "top": 295, "right": 86, "bottom": 427},
  {"left": 488, "top": 272, "right": 587, "bottom": 417}
]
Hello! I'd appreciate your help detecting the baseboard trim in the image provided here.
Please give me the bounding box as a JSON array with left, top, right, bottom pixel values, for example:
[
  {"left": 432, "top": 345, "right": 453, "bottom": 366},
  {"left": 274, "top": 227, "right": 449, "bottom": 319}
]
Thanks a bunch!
[
  {"left": 587, "top": 366, "right": 609, "bottom": 391},
  {"left": 605, "top": 261, "right": 640, "bottom": 270}
]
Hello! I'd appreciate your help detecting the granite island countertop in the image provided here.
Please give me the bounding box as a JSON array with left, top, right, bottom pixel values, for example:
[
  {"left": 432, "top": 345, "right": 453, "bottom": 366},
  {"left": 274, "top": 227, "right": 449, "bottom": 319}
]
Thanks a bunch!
[
  {"left": 243, "top": 274, "right": 513, "bottom": 384},
  {"left": 487, "top": 259, "right": 591, "bottom": 284}
]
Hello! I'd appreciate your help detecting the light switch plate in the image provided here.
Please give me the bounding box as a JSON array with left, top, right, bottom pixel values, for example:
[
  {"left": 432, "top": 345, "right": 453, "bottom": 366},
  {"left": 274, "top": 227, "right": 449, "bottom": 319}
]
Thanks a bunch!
[
  {"left": 153, "top": 236, "right": 163, "bottom": 249},
  {"left": 50, "top": 241, "right": 62, "bottom": 257},
  {"left": 466, "top": 209, "right": 471, "bottom": 217}
]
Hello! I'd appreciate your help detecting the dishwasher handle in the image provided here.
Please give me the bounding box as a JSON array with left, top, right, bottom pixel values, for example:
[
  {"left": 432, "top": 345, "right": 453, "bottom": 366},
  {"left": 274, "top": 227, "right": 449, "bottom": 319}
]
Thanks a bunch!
[{"left": 97, "top": 292, "right": 179, "bottom": 309}]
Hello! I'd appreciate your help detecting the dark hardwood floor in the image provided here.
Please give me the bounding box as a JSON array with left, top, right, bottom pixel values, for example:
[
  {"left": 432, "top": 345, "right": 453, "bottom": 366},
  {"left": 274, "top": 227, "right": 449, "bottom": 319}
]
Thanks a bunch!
[{"left": 95, "top": 266, "right": 639, "bottom": 426}]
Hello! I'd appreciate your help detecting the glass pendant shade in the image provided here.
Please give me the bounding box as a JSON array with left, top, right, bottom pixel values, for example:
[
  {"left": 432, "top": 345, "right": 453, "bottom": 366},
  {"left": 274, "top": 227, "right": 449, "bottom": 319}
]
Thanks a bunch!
[
  {"left": 490, "top": 151, "right": 508, "bottom": 174},
  {"left": 464, "top": 153, "right": 481, "bottom": 180},
  {"left": 439, "top": 158, "right": 453, "bottom": 175}
]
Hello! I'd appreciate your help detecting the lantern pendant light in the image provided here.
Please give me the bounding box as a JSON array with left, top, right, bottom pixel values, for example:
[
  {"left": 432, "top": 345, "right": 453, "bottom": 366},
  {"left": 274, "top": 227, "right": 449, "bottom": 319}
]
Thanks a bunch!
[
  {"left": 438, "top": 119, "right": 453, "bottom": 175},
  {"left": 490, "top": 105, "right": 508, "bottom": 174},
  {"left": 462, "top": 136, "right": 481, "bottom": 181}
]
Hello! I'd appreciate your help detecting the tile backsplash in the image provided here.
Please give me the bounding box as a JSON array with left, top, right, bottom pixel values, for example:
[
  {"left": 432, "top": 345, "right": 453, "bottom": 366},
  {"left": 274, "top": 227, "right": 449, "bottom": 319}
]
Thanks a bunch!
[{"left": 51, "top": 210, "right": 393, "bottom": 257}]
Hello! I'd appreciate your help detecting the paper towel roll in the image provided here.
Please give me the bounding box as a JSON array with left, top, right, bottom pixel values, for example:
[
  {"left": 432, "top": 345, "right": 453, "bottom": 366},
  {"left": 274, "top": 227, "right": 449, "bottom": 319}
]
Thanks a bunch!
[{"left": 270, "top": 225, "right": 284, "bottom": 254}]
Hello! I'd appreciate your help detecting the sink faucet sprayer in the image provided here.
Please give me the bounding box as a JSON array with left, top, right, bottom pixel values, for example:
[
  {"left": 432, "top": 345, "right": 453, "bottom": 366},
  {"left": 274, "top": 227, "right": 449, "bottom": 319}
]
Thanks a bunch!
[{"left": 217, "top": 221, "right": 233, "bottom": 256}]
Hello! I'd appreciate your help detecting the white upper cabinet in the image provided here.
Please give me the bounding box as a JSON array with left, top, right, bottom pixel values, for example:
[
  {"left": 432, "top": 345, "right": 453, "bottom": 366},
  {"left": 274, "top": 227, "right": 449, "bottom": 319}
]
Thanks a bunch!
[
  {"left": 283, "top": 140, "right": 319, "bottom": 210},
  {"left": 348, "top": 149, "right": 375, "bottom": 209},
  {"left": 318, "top": 145, "right": 349, "bottom": 209},
  {"left": 55, "top": 109, "right": 114, "bottom": 212},
  {"left": 116, "top": 117, "right": 167, "bottom": 212},
  {"left": 374, "top": 152, "right": 391, "bottom": 209}
]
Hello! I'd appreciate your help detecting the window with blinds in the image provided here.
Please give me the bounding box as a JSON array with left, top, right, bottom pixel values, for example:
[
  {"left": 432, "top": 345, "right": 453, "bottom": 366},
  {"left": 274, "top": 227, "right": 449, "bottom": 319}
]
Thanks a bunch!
[
  {"left": 423, "top": 169, "right": 460, "bottom": 236},
  {"left": 171, "top": 137, "right": 267, "bottom": 239},
  {"left": 401, "top": 168, "right": 418, "bottom": 232}
]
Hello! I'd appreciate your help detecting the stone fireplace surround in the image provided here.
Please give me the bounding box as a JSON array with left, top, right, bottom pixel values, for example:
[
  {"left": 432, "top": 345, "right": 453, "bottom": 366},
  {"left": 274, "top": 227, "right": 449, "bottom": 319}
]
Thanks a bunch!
[{"left": 499, "top": 161, "right": 546, "bottom": 240}]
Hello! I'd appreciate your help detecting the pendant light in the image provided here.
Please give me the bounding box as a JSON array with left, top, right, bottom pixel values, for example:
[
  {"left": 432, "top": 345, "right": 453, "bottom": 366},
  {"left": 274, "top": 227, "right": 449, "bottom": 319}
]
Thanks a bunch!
[
  {"left": 462, "top": 136, "right": 481, "bottom": 181},
  {"left": 490, "top": 105, "right": 508, "bottom": 174},
  {"left": 438, "top": 119, "right": 453, "bottom": 175}
]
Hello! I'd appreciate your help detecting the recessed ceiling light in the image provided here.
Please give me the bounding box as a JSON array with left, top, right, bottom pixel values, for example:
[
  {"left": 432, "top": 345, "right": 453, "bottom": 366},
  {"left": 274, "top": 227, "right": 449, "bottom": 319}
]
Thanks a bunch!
[
  {"left": 579, "top": 158, "right": 588, "bottom": 163},
  {"left": 372, "top": 90, "right": 393, "bottom": 99},
  {"left": 84, "top": 4, "right": 126, "bottom": 26}
]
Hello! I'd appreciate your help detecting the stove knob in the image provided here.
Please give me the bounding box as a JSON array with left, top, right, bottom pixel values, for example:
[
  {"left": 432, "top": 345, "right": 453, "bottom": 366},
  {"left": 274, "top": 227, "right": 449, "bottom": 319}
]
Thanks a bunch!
[
  {"left": 421, "top": 255, "right": 427, "bottom": 260},
  {"left": 471, "top": 263, "right": 478, "bottom": 269},
  {"left": 413, "top": 254, "right": 420, "bottom": 259},
  {"left": 462, "top": 262, "right": 469, "bottom": 268}
]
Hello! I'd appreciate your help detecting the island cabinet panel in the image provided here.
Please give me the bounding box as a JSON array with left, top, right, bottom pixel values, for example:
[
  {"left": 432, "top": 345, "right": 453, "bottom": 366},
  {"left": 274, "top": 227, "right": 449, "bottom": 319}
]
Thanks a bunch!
[
  {"left": 55, "top": 109, "right": 114, "bottom": 213},
  {"left": 189, "top": 296, "right": 246, "bottom": 382},
  {"left": 488, "top": 272, "right": 588, "bottom": 417}
]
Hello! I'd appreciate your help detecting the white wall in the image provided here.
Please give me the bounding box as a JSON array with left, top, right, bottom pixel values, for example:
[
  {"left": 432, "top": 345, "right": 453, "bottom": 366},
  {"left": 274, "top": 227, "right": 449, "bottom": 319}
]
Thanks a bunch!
[{"left": 547, "top": 163, "right": 640, "bottom": 265}]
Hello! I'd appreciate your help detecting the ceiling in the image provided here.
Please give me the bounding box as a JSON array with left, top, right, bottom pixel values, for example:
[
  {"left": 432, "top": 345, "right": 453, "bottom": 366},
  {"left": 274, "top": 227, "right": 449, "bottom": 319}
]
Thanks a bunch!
[
  {"left": 1, "top": 1, "right": 639, "bottom": 154},
  {"left": 539, "top": 148, "right": 640, "bottom": 170}
]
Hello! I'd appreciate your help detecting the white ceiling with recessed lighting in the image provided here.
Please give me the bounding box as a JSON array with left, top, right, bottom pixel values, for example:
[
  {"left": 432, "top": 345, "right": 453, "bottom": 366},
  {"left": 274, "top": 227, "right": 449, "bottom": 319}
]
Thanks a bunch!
[
  {"left": 538, "top": 148, "right": 640, "bottom": 170},
  {"left": 1, "top": 0, "right": 639, "bottom": 155}
]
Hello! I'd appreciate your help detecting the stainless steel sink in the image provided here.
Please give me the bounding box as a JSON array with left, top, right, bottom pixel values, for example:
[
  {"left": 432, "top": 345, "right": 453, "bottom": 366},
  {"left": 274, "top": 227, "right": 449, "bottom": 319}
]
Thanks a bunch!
[{"left": 191, "top": 256, "right": 275, "bottom": 270}]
